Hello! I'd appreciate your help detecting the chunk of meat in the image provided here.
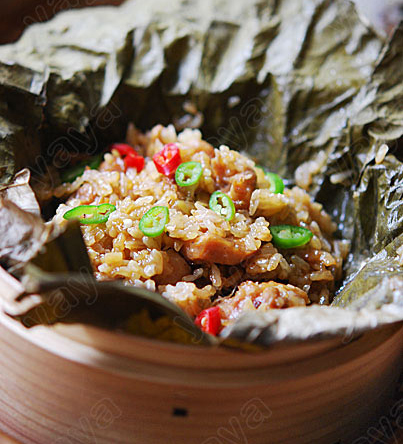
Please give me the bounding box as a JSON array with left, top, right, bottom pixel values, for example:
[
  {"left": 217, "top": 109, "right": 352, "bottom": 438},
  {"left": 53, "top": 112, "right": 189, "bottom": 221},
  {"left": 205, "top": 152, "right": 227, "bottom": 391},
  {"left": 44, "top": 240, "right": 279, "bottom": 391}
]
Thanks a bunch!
[
  {"left": 229, "top": 170, "right": 257, "bottom": 210},
  {"left": 154, "top": 249, "right": 191, "bottom": 285},
  {"left": 182, "top": 234, "right": 256, "bottom": 265},
  {"left": 211, "top": 147, "right": 257, "bottom": 210},
  {"left": 217, "top": 280, "right": 309, "bottom": 324}
]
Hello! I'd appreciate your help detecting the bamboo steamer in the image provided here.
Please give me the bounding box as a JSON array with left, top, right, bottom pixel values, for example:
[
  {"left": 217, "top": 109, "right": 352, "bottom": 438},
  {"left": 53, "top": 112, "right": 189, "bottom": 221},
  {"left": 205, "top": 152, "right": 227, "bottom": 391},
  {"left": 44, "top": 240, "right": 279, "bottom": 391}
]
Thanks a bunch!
[{"left": 0, "top": 279, "right": 402, "bottom": 444}]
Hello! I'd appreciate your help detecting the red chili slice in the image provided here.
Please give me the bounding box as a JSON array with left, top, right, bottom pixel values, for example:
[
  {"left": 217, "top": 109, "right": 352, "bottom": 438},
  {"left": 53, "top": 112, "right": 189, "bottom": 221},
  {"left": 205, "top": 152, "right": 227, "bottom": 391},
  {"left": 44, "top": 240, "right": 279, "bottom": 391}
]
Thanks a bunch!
[
  {"left": 153, "top": 143, "right": 181, "bottom": 176},
  {"left": 195, "top": 307, "right": 222, "bottom": 336},
  {"left": 124, "top": 154, "right": 145, "bottom": 172},
  {"left": 111, "top": 143, "right": 145, "bottom": 173},
  {"left": 111, "top": 143, "right": 135, "bottom": 157}
]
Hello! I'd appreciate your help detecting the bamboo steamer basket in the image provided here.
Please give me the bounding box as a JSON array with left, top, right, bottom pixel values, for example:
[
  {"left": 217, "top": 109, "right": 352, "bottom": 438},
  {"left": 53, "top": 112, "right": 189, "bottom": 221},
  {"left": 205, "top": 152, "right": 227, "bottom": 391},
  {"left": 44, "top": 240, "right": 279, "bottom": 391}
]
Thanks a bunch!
[{"left": 0, "top": 273, "right": 402, "bottom": 444}]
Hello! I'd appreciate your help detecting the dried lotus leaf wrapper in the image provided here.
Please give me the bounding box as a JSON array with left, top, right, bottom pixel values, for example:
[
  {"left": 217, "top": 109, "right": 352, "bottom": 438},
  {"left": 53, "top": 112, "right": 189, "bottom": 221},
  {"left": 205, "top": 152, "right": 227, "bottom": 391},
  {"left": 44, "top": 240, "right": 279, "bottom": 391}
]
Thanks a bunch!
[{"left": 0, "top": 1, "right": 401, "bottom": 345}]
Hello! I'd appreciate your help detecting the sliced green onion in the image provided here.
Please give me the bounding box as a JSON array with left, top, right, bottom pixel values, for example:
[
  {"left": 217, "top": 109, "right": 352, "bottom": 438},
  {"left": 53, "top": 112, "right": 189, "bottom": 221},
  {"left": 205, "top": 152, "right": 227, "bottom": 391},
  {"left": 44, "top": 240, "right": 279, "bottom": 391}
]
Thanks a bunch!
[
  {"left": 265, "top": 172, "right": 284, "bottom": 194},
  {"left": 175, "top": 161, "right": 203, "bottom": 187},
  {"left": 60, "top": 153, "right": 103, "bottom": 183},
  {"left": 209, "top": 191, "right": 236, "bottom": 221},
  {"left": 139, "top": 206, "right": 169, "bottom": 237},
  {"left": 270, "top": 224, "right": 313, "bottom": 249},
  {"left": 63, "top": 203, "right": 116, "bottom": 225}
]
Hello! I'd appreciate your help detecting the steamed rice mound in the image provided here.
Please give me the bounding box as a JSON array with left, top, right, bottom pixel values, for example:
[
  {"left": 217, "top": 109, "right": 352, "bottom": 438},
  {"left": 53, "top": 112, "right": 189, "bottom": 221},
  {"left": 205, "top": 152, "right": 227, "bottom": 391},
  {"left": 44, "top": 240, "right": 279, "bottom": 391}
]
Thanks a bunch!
[{"left": 53, "top": 124, "right": 349, "bottom": 327}]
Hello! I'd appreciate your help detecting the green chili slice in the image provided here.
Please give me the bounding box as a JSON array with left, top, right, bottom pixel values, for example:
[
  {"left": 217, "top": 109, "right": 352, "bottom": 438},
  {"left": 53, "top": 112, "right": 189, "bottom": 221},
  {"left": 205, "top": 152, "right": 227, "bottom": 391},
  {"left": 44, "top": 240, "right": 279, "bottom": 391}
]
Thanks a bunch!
[
  {"left": 63, "top": 203, "right": 116, "bottom": 225},
  {"left": 60, "top": 153, "right": 103, "bottom": 183},
  {"left": 209, "top": 191, "right": 236, "bottom": 221},
  {"left": 139, "top": 206, "right": 169, "bottom": 237},
  {"left": 270, "top": 224, "right": 313, "bottom": 249},
  {"left": 266, "top": 172, "right": 284, "bottom": 194},
  {"left": 256, "top": 167, "right": 284, "bottom": 194},
  {"left": 175, "top": 161, "right": 203, "bottom": 187}
]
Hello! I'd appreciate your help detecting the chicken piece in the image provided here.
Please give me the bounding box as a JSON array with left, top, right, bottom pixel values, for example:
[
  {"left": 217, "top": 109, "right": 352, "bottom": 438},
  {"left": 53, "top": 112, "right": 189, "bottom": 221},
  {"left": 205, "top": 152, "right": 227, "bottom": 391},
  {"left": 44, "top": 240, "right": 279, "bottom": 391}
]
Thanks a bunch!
[
  {"left": 217, "top": 281, "right": 309, "bottom": 324},
  {"left": 154, "top": 249, "right": 191, "bottom": 285},
  {"left": 182, "top": 234, "right": 256, "bottom": 265},
  {"left": 211, "top": 146, "right": 257, "bottom": 210},
  {"left": 228, "top": 170, "right": 257, "bottom": 210}
]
